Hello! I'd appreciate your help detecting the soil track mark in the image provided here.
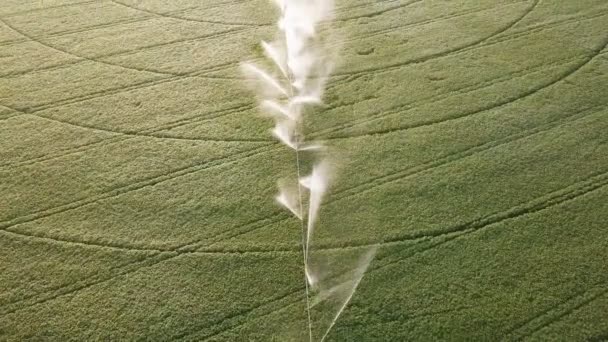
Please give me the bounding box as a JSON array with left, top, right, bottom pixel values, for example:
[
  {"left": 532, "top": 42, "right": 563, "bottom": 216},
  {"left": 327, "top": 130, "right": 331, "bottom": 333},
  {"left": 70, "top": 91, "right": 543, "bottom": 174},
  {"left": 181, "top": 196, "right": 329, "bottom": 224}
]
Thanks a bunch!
[
  {"left": 332, "top": 0, "right": 541, "bottom": 77},
  {"left": 0, "top": 104, "right": 257, "bottom": 170},
  {"left": 110, "top": 0, "right": 270, "bottom": 27},
  {"left": 0, "top": 144, "right": 276, "bottom": 246},
  {"left": 0, "top": 16, "right": 247, "bottom": 78},
  {"left": 506, "top": 285, "right": 608, "bottom": 340},
  {"left": 4, "top": 101, "right": 603, "bottom": 255},
  {"left": 319, "top": 32, "right": 608, "bottom": 138},
  {"left": 3, "top": 170, "right": 606, "bottom": 325}
]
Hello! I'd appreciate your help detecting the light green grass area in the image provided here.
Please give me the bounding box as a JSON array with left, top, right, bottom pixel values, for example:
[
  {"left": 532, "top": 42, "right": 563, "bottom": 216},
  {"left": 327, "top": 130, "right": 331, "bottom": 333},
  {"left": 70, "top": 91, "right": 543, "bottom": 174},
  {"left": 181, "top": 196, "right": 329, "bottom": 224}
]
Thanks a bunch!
[{"left": 1, "top": 0, "right": 607, "bottom": 340}]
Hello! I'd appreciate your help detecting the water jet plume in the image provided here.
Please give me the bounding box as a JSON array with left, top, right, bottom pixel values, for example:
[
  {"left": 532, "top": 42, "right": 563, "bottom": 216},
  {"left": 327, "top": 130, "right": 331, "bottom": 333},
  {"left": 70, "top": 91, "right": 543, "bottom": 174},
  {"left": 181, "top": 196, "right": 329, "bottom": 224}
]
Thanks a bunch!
[
  {"left": 290, "top": 95, "right": 322, "bottom": 106},
  {"left": 305, "top": 265, "right": 318, "bottom": 288},
  {"left": 306, "top": 160, "right": 332, "bottom": 256},
  {"left": 276, "top": 187, "right": 302, "bottom": 219},
  {"left": 241, "top": 63, "right": 288, "bottom": 97},
  {"left": 262, "top": 100, "right": 297, "bottom": 121},
  {"left": 316, "top": 247, "right": 377, "bottom": 342},
  {"left": 299, "top": 175, "right": 311, "bottom": 190},
  {"left": 261, "top": 40, "right": 288, "bottom": 77},
  {"left": 272, "top": 121, "right": 297, "bottom": 150},
  {"left": 299, "top": 143, "right": 324, "bottom": 151}
]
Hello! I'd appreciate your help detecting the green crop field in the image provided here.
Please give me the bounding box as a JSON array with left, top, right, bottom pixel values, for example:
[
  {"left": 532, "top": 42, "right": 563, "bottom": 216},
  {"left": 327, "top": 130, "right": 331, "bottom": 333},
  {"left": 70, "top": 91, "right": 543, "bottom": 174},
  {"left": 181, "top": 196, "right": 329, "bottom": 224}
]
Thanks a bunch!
[{"left": 1, "top": 0, "right": 607, "bottom": 340}]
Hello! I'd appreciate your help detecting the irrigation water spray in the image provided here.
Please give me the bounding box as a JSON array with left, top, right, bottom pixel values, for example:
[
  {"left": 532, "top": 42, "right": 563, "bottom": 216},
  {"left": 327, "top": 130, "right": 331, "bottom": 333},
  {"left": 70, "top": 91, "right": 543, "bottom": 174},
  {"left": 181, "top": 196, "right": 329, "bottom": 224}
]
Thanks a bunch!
[{"left": 242, "top": 1, "right": 376, "bottom": 340}]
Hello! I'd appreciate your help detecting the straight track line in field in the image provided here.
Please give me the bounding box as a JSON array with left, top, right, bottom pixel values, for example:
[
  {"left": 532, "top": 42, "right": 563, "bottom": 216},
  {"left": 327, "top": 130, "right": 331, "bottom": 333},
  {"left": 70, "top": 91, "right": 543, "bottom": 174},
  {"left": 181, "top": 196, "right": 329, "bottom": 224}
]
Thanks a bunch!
[{"left": 506, "top": 285, "right": 608, "bottom": 340}]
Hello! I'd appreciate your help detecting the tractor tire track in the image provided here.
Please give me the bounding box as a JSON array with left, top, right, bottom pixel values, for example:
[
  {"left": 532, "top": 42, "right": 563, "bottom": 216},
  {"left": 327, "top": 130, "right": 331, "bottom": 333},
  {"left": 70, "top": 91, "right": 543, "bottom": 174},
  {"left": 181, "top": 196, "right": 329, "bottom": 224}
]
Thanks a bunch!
[
  {"left": 319, "top": 32, "right": 608, "bottom": 139},
  {"left": 0, "top": 0, "right": 97, "bottom": 18},
  {"left": 334, "top": 0, "right": 422, "bottom": 22},
  {"left": 180, "top": 173, "right": 608, "bottom": 341},
  {"left": 2, "top": 1, "right": 583, "bottom": 116},
  {"left": 3, "top": 169, "right": 606, "bottom": 327},
  {"left": 0, "top": 252, "right": 169, "bottom": 316},
  {"left": 174, "top": 292, "right": 305, "bottom": 341},
  {"left": 0, "top": 144, "right": 276, "bottom": 245},
  {"left": 0, "top": 103, "right": 256, "bottom": 170},
  {"left": 28, "top": 112, "right": 271, "bottom": 143},
  {"left": 320, "top": 10, "right": 608, "bottom": 119},
  {"left": 0, "top": 16, "right": 249, "bottom": 79},
  {"left": 0, "top": 24, "right": 254, "bottom": 79},
  {"left": 331, "top": 0, "right": 541, "bottom": 78},
  {"left": 325, "top": 9, "right": 608, "bottom": 92},
  {"left": 110, "top": 0, "right": 271, "bottom": 27},
  {"left": 195, "top": 103, "right": 607, "bottom": 253},
  {"left": 506, "top": 285, "right": 608, "bottom": 340},
  {"left": 2, "top": 93, "right": 604, "bottom": 256},
  {"left": 337, "top": 0, "right": 530, "bottom": 47},
  {"left": 321, "top": 51, "right": 585, "bottom": 126}
]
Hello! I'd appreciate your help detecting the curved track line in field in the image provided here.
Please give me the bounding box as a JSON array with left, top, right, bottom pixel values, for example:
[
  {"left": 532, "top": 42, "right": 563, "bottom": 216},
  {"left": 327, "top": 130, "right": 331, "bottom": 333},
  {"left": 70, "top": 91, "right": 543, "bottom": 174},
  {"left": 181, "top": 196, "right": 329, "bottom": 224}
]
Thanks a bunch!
[
  {"left": 0, "top": 16, "right": 153, "bottom": 48},
  {"left": 3, "top": 170, "right": 606, "bottom": 320},
  {"left": 194, "top": 105, "right": 608, "bottom": 253},
  {"left": 1, "top": 0, "right": 572, "bottom": 115},
  {"left": 319, "top": 33, "right": 608, "bottom": 139},
  {"left": 319, "top": 51, "right": 587, "bottom": 133},
  {"left": 182, "top": 176, "right": 608, "bottom": 341},
  {"left": 0, "top": 16, "right": 249, "bottom": 78},
  {"left": 0, "top": 217, "right": 298, "bottom": 316},
  {"left": 2, "top": 102, "right": 603, "bottom": 256},
  {"left": 190, "top": 102, "right": 606, "bottom": 252},
  {"left": 17, "top": 77, "right": 181, "bottom": 113},
  {"left": 110, "top": 0, "right": 270, "bottom": 27},
  {"left": 0, "top": 144, "right": 276, "bottom": 244},
  {"left": 1, "top": 78, "right": 265, "bottom": 147},
  {"left": 0, "top": 0, "right": 527, "bottom": 80},
  {"left": 0, "top": 25, "right": 253, "bottom": 79},
  {"left": 17, "top": 36, "right": 579, "bottom": 163},
  {"left": 29, "top": 113, "right": 271, "bottom": 143},
  {"left": 0, "top": 252, "right": 178, "bottom": 317},
  {"left": 0, "top": 6, "right": 211, "bottom": 49},
  {"left": 336, "top": 0, "right": 529, "bottom": 47},
  {"left": 0, "top": 0, "right": 97, "bottom": 18},
  {"left": 0, "top": 0, "right": 516, "bottom": 79},
  {"left": 508, "top": 286, "right": 608, "bottom": 340},
  {"left": 173, "top": 290, "right": 305, "bottom": 341},
  {"left": 334, "top": 0, "right": 422, "bottom": 22},
  {"left": 0, "top": 104, "right": 258, "bottom": 170},
  {"left": 3, "top": 47, "right": 574, "bottom": 164},
  {"left": 331, "top": 0, "right": 541, "bottom": 77},
  {"left": 0, "top": 100, "right": 265, "bottom": 154}
]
